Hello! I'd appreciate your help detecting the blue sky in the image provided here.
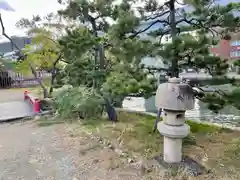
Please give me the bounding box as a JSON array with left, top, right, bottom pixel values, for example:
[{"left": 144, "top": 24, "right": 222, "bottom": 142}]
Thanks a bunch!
[{"left": 0, "top": 0, "right": 239, "bottom": 43}]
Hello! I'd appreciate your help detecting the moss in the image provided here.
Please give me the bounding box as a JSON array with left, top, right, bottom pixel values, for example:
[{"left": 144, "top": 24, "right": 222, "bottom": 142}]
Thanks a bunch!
[
  {"left": 186, "top": 120, "right": 222, "bottom": 133},
  {"left": 118, "top": 111, "right": 225, "bottom": 135},
  {"left": 79, "top": 112, "right": 240, "bottom": 167},
  {"left": 33, "top": 110, "right": 239, "bottom": 178},
  {"left": 78, "top": 111, "right": 233, "bottom": 158},
  {"left": 37, "top": 110, "right": 240, "bottom": 175}
]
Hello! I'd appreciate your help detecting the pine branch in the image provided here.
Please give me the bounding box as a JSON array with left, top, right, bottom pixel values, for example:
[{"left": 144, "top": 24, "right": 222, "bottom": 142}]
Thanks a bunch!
[
  {"left": 144, "top": 10, "right": 170, "bottom": 21},
  {"left": 159, "top": 29, "right": 171, "bottom": 43},
  {"left": 175, "top": 0, "right": 185, "bottom": 6},
  {"left": 142, "top": 66, "right": 169, "bottom": 73},
  {"left": 129, "top": 19, "right": 170, "bottom": 38},
  {"left": 176, "top": 17, "right": 218, "bottom": 37}
]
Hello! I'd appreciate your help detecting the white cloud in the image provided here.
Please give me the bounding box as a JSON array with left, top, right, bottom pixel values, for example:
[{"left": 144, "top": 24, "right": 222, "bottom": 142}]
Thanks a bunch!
[
  {"left": 0, "top": 0, "right": 185, "bottom": 42},
  {"left": 0, "top": 0, "right": 63, "bottom": 38}
]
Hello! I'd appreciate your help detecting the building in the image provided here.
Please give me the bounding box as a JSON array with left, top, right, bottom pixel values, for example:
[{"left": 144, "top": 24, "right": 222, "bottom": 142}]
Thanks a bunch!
[
  {"left": 0, "top": 36, "right": 30, "bottom": 54},
  {"left": 209, "top": 32, "right": 240, "bottom": 67},
  {"left": 229, "top": 32, "right": 240, "bottom": 60},
  {"left": 231, "top": 40, "right": 240, "bottom": 59}
]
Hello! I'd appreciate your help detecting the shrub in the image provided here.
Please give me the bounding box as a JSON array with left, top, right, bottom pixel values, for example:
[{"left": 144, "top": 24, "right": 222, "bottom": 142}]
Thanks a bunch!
[{"left": 53, "top": 86, "right": 105, "bottom": 119}]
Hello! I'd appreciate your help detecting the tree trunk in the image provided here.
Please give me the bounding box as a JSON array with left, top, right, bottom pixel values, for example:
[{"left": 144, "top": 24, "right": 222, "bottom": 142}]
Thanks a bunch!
[
  {"left": 49, "top": 54, "right": 62, "bottom": 96},
  {"left": 89, "top": 17, "right": 117, "bottom": 121},
  {"left": 37, "top": 78, "right": 48, "bottom": 98},
  {"left": 169, "top": 0, "right": 179, "bottom": 78},
  {"left": 93, "top": 47, "right": 98, "bottom": 89},
  {"left": 29, "top": 62, "right": 48, "bottom": 98},
  {"left": 104, "top": 97, "right": 118, "bottom": 122},
  {"left": 49, "top": 73, "right": 56, "bottom": 96},
  {"left": 99, "top": 44, "right": 105, "bottom": 69},
  {"left": 237, "top": 66, "right": 240, "bottom": 74},
  {"left": 49, "top": 74, "right": 55, "bottom": 96},
  {"left": 98, "top": 44, "right": 117, "bottom": 121}
]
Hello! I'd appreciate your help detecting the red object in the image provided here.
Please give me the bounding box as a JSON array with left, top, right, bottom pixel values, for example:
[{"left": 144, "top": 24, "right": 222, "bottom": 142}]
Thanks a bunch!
[
  {"left": 24, "top": 90, "right": 40, "bottom": 113},
  {"left": 24, "top": 90, "right": 28, "bottom": 100},
  {"left": 33, "top": 99, "right": 40, "bottom": 113}
]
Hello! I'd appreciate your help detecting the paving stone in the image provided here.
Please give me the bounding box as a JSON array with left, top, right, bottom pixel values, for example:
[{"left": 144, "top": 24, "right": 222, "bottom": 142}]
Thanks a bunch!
[
  {"left": 0, "top": 90, "right": 34, "bottom": 121},
  {"left": 0, "top": 101, "right": 34, "bottom": 121}
]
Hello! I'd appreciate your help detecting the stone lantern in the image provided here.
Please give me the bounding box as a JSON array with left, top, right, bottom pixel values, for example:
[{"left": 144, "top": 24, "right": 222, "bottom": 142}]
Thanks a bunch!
[{"left": 155, "top": 77, "right": 194, "bottom": 163}]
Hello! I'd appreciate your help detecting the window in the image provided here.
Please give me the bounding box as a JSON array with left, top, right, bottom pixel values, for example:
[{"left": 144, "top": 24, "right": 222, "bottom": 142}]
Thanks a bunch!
[
  {"left": 230, "top": 51, "right": 240, "bottom": 57},
  {"left": 231, "top": 40, "right": 240, "bottom": 46}
]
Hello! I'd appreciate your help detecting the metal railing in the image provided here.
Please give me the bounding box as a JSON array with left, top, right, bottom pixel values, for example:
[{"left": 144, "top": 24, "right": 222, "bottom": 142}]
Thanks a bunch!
[{"left": 0, "top": 71, "right": 51, "bottom": 89}]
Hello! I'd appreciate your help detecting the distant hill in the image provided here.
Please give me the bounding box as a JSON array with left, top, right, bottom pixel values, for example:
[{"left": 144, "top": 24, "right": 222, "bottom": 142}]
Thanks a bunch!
[{"left": 0, "top": 36, "right": 31, "bottom": 54}]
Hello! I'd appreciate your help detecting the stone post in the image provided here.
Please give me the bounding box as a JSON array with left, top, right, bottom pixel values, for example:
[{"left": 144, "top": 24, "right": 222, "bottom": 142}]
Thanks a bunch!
[{"left": 155, "top": 77, "right": 194, "bottom": 163}]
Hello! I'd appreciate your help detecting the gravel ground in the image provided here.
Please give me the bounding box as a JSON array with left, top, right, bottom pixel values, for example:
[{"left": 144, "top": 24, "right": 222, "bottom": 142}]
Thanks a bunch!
[
  {"left": 0, "top": 89, "right": 24, "bottom": 102},
  {"left": 0, "top": 89, "right": 152, "bottom": 180},
  {"left": 0, "top": 121, "right": 158, "bottom": 180},
  {"left": 0, "top": 121, "right": 80, "bottom": 180}
]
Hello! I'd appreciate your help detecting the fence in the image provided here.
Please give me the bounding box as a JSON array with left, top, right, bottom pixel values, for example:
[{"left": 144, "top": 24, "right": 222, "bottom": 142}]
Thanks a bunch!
[
  {"left": 7, "top": 71, "right": 51, "bottom": 78},
  {"left": 0, "top": 71, "right": 51, "bottom": 89}
]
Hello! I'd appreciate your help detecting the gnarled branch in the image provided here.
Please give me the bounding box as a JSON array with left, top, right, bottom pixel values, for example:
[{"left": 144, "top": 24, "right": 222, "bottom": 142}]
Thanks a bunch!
[{"left": 130, "top": 19, "right": 169, "bottom": 38}]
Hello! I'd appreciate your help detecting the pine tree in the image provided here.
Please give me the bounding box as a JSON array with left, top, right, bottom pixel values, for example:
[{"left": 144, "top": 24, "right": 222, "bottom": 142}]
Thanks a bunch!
[
  {"left": 109, "top": 0, "right": 240, "bottom": 112},
  {"left": 57, "top": 0, "right": 157, "bottom": 120},
  {"left": 47, "top": 0, "right": 239, "bottom": 121},
  {"left": 147, "top": 0, "right": 239, "bottom": 112}
]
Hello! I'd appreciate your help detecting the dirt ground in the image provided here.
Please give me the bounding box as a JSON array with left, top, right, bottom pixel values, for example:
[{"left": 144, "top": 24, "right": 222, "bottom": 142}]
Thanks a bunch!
[
  {"left": 0, "top": 120, "right": 161, "bottom": 180},
  {"left": 0, "top": 88, "right": 41, "bottom": 103},
  {"left": 0, "top": 89, "right": 24, "bottom": 102},
  {"left": 0, "top": 90, "right": 153, "bottom": 180},
  {"left": 0, "top": 89, "right": 238, "bottom": 180},
  {"left": 1, "top": 119, "right": 239, "bottom": 180}
]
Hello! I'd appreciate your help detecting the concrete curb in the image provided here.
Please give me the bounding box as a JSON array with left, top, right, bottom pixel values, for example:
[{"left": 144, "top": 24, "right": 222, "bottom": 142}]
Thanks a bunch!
[
  {"left": 24, "top": 90, "right": 41, "bottom": 113},
  {"left": 116, "top": 108, "right": 240, "bottom": 131}
]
